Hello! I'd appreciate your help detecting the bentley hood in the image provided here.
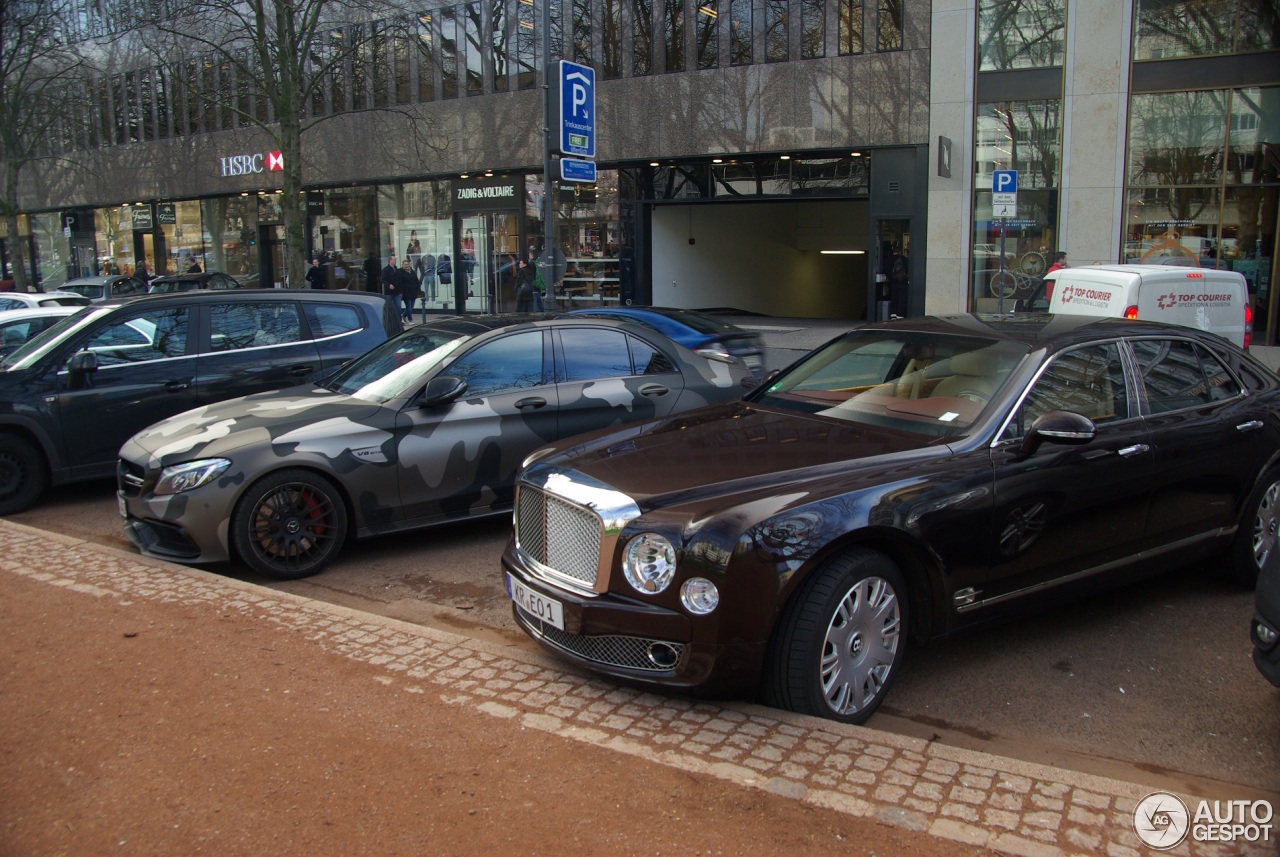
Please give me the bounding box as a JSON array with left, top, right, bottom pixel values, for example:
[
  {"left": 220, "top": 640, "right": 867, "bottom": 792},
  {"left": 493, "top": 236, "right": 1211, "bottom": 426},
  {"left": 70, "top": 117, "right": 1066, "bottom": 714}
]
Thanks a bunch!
[
  {"left": 529, "top": 401, "right": 956, "bottom": 510},
  {"left": 119, "top": 386, "right": 384, "bottom": 470}
]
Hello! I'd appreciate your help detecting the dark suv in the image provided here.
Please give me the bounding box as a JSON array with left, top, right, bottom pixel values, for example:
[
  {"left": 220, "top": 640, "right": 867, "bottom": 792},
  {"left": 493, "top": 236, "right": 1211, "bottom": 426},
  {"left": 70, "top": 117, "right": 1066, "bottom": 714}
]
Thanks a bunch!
[
  {"left": 147, "top": 271, "right": 243, "bottom": 293},
  {"left": 0, "top": 289, "right": 401, "bottom": 513}
]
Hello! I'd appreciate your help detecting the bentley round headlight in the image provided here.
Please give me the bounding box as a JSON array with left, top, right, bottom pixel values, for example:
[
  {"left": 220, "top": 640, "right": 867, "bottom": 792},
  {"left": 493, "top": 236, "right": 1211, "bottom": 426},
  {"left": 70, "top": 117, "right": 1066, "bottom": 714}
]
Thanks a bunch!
[
  {"left": 623, "top": 533, "right": 677, "bottom": 594},
  {"left": 680, "top": 577, "right": 720, "bottom": 615}
]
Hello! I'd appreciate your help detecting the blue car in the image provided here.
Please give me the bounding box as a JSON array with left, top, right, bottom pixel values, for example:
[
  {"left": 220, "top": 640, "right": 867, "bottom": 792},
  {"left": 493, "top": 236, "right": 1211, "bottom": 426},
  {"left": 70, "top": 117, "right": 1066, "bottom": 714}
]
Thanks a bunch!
[{"left": 567, "top": 306, "right": 766, "bottom": 380}]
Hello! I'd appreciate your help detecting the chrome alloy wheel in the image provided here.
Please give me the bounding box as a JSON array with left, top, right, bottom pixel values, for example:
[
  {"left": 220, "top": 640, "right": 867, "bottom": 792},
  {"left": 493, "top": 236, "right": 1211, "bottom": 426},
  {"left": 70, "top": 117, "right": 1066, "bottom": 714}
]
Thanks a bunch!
[
  {"left": 1252, "top": 479, "right": 1280, "bottom": 571},
  {"left": 820, "top": 575, "right": 902, "bottom": 717}
]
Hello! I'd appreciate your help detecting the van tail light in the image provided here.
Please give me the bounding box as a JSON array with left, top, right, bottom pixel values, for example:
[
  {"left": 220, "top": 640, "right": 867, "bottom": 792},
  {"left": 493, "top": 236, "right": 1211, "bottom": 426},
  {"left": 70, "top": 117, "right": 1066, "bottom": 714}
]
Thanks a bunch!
[
  {"left": 1123, "top": 305, "right": 1139, "bottom": 320},
  {"left": 1245, "top": 303, "right": 1253, "bottom": 349}
]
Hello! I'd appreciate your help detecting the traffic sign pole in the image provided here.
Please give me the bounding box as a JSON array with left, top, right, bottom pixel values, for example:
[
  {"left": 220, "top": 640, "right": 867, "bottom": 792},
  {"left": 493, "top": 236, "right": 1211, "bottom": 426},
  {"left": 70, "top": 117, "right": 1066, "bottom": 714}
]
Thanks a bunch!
[{"left": 540, "top": 0, "right": 556, "bottom": 299}]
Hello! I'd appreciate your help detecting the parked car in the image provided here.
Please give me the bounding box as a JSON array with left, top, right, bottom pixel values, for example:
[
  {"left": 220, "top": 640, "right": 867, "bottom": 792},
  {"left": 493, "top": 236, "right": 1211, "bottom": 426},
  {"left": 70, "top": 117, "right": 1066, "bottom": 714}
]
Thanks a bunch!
[
  {"left": 117, "top": 315, "right": 757, "bottom": 579},
  {"left": 567, "top": 306, "right": 767, "bottom": 380},
  {"left": 60, "top": 274, "right": 150, "bottom": 303},
  {"left": 502, "top": 313, "right": 1280, "bottom": 725},
  {"left": 147, "top": 271, "right": 243, "bottom": 293},
  {"left": 0, "top": 289, "right": 401, "bottom": 515},
  {"left": 0, "top": 291, "right": 91, "bottom": 311},
  {"left": 0, "top": 307, "right": 82, "bottom": 358},
  {"left": 1253, "top": 542, "right": 1280, "bottom": 687}
]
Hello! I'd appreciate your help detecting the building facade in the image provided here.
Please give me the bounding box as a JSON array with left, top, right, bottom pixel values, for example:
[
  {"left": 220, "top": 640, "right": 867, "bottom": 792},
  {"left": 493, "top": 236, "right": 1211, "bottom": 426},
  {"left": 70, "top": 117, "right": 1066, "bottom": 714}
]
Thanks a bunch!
[{"left": 2, "top": 0, "right": 1277, "bottom": 340}]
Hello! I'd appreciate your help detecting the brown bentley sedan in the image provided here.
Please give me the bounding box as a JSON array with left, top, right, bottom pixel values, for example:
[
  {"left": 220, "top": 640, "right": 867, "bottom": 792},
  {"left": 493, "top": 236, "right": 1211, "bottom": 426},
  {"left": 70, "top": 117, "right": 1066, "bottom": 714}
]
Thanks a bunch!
[{"left": 502, "top": 314, "right": 1280, "bottom": 724}]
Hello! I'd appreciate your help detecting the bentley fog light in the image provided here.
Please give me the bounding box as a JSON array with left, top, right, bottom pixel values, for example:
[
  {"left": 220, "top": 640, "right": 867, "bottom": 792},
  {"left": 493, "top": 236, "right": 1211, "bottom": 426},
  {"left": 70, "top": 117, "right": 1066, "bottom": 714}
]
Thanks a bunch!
[
  {"left": 1257, "top": 620, "right": 1279, "bottom": 648},
  {"left": 155, "top": 459, "right": 231, "bottom": 495},
  {"left": 623, "top": 533, "right": 677, "bottom": 593},
  {"left": 680, "top": 577, "right": 720, "bottom": 615}
]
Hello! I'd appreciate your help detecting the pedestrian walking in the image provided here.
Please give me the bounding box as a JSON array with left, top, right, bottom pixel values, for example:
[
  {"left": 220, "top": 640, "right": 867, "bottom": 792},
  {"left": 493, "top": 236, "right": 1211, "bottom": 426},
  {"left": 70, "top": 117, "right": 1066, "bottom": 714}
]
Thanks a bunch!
[
  {"left": 515, "top": 258, "right": 537, "bottom": 312},
  {"left": 398, "top": 257, "right": 420, "bottom": 322},
  {"left": 305, "top": 258, "right": 326, "bottom": 289},
  {"left": 363, "top": 250, "right": 380, "bottom": 293},
  {"left": 381, "top": 255, "right": 399, "bottom": 311}
]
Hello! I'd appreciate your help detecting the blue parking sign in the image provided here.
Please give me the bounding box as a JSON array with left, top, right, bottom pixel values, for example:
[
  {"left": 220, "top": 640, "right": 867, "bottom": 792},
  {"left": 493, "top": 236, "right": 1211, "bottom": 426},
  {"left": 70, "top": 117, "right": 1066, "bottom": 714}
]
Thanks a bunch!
[
  {"left": 992, "top": 169, "right": 1018, "bottom": 194},
  {"left": 558, "top": 61, "right": 595, "bottom": 159}
]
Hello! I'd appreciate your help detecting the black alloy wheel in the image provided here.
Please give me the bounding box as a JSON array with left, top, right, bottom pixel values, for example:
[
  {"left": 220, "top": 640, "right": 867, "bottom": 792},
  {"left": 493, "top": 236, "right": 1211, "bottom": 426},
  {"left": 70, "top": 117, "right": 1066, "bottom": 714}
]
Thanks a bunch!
[{"left": 232, "top": 469, "right": 348, "bottom": 580}]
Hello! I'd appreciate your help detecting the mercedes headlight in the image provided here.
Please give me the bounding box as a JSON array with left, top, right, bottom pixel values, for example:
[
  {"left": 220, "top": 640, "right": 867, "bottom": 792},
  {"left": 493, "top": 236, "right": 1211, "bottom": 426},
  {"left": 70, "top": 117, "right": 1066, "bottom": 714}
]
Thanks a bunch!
[
  {"left": 623, "top": 532, "right": 677, "bottom": 594},
  {"left": 154, "top": 459, "right": 231, "bottom": 495}
]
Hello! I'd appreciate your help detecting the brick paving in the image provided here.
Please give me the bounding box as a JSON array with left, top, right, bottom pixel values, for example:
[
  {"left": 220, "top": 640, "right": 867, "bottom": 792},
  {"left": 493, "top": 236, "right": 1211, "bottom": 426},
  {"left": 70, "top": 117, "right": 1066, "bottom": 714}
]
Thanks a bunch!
[{"left": 2, "top": 519, "right": 1273, "bottom": 856}]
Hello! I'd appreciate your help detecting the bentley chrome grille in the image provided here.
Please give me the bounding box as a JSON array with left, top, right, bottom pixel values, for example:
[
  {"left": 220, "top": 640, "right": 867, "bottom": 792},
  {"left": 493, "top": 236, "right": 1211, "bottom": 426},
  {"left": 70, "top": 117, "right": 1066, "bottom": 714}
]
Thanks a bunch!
[
  {"left": 516, "top": 485, "right": 601, "bottom": 586},
  {"left": 513, "top": 466, "right": 643, "bottom": 596}
]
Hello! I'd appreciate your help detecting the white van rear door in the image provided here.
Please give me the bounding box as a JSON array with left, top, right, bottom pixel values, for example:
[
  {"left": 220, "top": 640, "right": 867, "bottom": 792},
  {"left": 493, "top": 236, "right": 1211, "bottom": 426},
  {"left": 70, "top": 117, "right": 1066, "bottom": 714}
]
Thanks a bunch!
[{"left": 1135, "top": 270, "right": 1246, "bottom": 347}]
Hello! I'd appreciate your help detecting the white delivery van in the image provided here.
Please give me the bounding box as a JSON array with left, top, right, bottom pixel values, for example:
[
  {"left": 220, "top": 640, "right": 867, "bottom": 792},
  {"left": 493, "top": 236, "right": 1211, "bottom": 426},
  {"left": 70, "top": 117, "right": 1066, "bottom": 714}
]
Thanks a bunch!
[{"left": 1036, "top": 264, "right": 1251, "bottom": 348}]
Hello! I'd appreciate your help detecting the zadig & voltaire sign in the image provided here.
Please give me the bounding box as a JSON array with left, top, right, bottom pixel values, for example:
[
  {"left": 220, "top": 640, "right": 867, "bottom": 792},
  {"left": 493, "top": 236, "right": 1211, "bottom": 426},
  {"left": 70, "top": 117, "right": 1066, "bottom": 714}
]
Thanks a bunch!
[
  {"left": 452, "top": 175, "right": 525, "bottom": 212},
  {"left": 220, "top": 150, "right": 284, "bottom": 177}
]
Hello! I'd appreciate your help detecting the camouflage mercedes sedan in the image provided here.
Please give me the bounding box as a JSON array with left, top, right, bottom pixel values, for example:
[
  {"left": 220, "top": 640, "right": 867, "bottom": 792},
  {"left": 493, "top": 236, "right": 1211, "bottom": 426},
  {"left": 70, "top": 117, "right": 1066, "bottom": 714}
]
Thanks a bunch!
[{"left": 117, "top": 314, "right": 757, "bottom": 579}]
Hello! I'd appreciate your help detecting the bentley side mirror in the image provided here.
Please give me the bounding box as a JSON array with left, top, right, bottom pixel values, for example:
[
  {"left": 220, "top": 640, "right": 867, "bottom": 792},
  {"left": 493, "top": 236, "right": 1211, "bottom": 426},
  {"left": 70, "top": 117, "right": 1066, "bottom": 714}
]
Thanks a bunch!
[{"left": 1020, "top": 409, "right": 1097, "bottom": 456}]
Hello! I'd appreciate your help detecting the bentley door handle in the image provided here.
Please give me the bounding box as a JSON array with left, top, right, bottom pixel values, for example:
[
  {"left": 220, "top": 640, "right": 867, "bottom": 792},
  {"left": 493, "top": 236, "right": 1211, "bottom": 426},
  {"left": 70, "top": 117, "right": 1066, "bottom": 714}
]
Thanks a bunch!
[
  {"left": 1236, "top": 420, "right": 1264, "bottom": 432},
  {"left": 1117, "top": 444, "right": 1150, "bottom": 457}
]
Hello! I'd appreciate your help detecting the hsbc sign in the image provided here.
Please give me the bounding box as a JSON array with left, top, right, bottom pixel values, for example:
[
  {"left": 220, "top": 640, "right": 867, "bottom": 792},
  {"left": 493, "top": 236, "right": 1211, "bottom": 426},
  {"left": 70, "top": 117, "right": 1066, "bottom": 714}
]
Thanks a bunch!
[{"left": 220, "top": 150, "right": 284, "bottom": 177}]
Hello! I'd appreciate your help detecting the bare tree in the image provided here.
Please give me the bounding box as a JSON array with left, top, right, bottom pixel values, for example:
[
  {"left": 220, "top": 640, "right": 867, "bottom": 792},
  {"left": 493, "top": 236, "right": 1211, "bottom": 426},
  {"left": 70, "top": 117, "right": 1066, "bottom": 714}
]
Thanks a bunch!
[
  {"left": 0, "top": 0, "right": 83, "bottom": 291},
  {"left": 137, "top": 0, "right": 433, "bottom": 289}
]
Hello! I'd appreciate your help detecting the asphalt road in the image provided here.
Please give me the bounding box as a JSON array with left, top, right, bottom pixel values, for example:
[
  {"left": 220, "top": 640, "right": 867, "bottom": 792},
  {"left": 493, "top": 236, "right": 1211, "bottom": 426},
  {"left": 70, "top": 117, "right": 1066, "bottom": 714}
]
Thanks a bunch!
[{"left": 14, "top": 476, "right": 1279, "bottom": 804}]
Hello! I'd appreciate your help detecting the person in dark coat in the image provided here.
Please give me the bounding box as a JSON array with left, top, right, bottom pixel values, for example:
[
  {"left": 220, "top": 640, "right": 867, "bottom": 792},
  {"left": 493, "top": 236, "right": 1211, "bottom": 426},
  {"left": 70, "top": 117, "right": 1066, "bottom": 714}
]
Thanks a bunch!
[
  {"left": 514, "top": 258, "right": 537, "bottom": 312},
  {"left": 305, "top": 258, "right": 326, "bottom": 289},
  {"left": 397, "top": 258, "right": 420, "bottom": 321},
  {"left": 381, "top": 255, "right": 399, "bottom": 310},
  {"left": 363, "top": 251, "right": 380, "bottom": 293}
]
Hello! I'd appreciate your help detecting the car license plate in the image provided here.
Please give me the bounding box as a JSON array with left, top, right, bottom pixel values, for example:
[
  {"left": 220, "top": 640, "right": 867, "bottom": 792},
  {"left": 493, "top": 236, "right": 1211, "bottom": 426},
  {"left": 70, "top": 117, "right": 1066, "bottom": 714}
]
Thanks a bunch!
[
  {"left": 506, "top": 573, "right": 565, "bottom": 631},
  {"left": 117, "top": 491, "right": 127, "bottom": 519}
]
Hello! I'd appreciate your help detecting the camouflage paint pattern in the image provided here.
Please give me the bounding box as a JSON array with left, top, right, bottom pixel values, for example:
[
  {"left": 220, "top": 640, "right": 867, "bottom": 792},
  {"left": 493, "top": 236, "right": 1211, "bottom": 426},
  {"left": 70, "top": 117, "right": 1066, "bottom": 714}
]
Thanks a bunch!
[{"left": 118, "top": 316, "right": 755, "bottom": 571}]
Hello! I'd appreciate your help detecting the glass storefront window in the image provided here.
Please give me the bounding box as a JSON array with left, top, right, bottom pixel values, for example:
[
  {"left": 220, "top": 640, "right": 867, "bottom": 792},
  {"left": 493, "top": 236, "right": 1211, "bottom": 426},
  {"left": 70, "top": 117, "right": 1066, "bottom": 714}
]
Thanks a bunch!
[
  {"left": 977, "top": 0, "right": 1064, "bottom": 71},
  {"left": 1123, "top": 86, "right": 1279, "bottom": 342},
  {"left": 30, "top": 213, "right": 71, "bottom": 290},
  {"left": 201, "top": 197, "right": 259, "bottom": 279},
  {"left": 307, "top": 187, "right": 377, "bottom": 290},
  {"left": 1134, "top": 0, "right": 1279, "bottom": 61},
  {"left": 970, "top": 99, "right": 1063, "bottom": 306},
  {"left": 1127, "top": 91, "right": 1227, "bottom": 188}
]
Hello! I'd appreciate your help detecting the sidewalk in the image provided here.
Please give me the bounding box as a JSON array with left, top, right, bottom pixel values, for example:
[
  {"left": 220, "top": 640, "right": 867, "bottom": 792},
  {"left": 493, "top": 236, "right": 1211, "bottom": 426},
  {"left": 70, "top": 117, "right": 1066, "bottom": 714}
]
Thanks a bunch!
[{"left": 2, "top": 521, "right": 1271, "bottom": 855}]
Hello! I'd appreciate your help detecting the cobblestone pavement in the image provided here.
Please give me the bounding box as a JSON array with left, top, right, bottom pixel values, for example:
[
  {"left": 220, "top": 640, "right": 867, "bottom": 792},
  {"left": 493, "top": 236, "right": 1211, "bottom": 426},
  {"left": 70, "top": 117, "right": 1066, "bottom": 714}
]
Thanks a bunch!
[{"left": 2, "top": 520, "right": 1273, "bottom": 856}]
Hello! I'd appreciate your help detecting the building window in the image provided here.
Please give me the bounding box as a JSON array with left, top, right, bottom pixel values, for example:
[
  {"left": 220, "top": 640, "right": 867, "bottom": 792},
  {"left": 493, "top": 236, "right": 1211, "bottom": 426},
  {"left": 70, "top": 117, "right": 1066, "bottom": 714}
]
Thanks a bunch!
[
  {"left": 516, "top": 1, "right": 537, "bottom": 89},
  {"left": 573, "top": 0, "right": 593, "bottom": 63},
  {"left": 441, "top": 7, "right": 460, "bottom": 98},
  {"left": 970, "top": 99, "right": 1063, "bottom": 307},
  {"left": 464, "top": 2, "right": 483, "bottom": 95},
  {"left": 417, "top": 15, "right": 437, "bottom": 101},
  {"left": 664, "top": 0, "right": 685, "bottom": 71},
  {"left": 372, "top": 21, "right": 390, "bottom": 107},
  {"left": 764, "top": 0, "right": 788, "bottom": 62},
  {"left": 492, "top": 0, "right": 510, "bottom": 92},
  {"left": 801, "top": 0, "right": 824, "bottom": 58},
  {"left": 876, "top": 0, "right": 902, "bottom": 51},
  {"left": 603, "top": 0, "right": 624, "bottom": 76},
  {"left": 350, "top": 26, "right": 368, "bottom": 111},
  {"left": 634, "top": 0, "right": 653, "bottom": 75},
  {"left": 839, "top": 0, "right": 862, "bottom": 54},
  {"left": 729, "top": 0, "right": 751, "bottom": 64},
  {"left": 977, "top": 0, "right": 1063, "bottom": 71},
  {"left": 696, "top": 0, "right": 719, "bottom": 69},
  {"left": 1134, "top": 0, "right": 1279, "bottom": 60},
  {"left": 394, "top": 20, "right": 413, "bottom": 102}
]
